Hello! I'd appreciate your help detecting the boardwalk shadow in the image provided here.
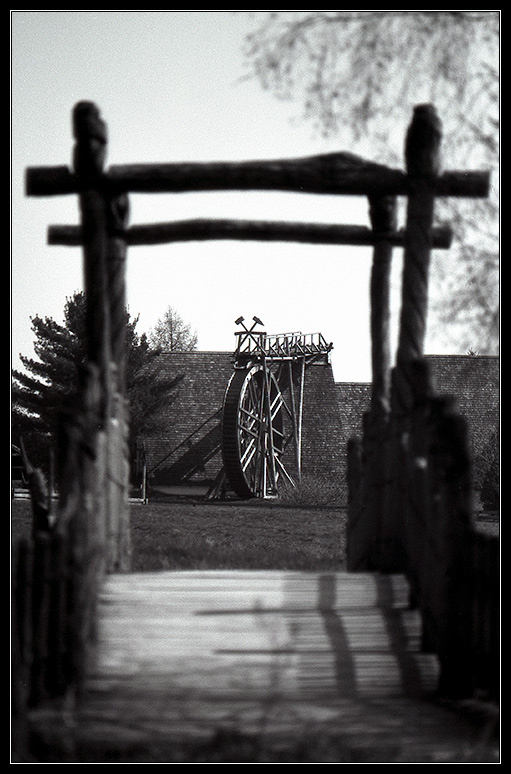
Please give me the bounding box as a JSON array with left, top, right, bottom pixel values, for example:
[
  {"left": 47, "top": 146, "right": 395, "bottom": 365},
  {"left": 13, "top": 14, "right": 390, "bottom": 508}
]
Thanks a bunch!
[{"left": 283, "top": 572, "right": 439, "bottom": 700}]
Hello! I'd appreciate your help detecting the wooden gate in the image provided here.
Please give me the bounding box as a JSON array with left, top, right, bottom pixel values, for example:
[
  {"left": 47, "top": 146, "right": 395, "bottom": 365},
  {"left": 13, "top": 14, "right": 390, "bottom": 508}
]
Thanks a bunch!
[{"left": 14, "top": 101, "right": 496, "bottom": 713}]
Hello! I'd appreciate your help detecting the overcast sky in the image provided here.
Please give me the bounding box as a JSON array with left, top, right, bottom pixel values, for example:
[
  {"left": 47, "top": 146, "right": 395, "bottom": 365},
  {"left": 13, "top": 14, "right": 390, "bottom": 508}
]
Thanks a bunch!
[{"left": 11, "top": 11, "right": 427, "bottom": 383}]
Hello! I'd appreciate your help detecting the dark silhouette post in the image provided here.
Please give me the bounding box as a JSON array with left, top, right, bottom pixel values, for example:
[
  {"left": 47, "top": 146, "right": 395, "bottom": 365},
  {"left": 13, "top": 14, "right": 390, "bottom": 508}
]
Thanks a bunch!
[
  {"left": 346, "top": 194, "right": 396, "bottom": 570},
  {"left": 379, "top": 104, "right": 442, "bottom": 572}
]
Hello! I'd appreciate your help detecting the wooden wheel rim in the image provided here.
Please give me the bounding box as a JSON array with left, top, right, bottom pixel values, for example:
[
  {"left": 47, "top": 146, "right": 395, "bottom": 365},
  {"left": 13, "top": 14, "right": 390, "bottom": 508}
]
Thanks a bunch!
[{"left": 222, "top": 364, "right": 284, "bottom": 498}]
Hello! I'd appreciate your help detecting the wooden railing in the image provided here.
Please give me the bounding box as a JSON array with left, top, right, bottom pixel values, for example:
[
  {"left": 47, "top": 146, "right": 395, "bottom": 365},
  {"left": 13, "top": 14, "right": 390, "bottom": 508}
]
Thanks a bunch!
[
  {"left": 346, "top": 358, "right": 499, "bottom": 700},
  {"left": 13, "top": 101, "right": 495, "bottom": 717},
  {"left": 12, "top": 362, "right": 127, "bottom": 711}
]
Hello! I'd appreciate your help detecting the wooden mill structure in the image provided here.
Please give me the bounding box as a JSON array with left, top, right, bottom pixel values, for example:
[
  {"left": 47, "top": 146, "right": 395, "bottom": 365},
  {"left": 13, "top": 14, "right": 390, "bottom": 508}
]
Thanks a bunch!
[
  {"left": 215, "top": 315, "right": 333, "bottom": 499},
  {"left": 12, "top": 101, "right": 499, "bottom": 761}
]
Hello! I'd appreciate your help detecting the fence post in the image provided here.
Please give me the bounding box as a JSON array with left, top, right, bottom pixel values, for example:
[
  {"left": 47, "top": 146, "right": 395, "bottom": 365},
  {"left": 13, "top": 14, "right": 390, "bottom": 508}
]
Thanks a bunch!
[
  {"left": 424, "top": 401, "right": 476, "bottom": 697},
  {"left": 12, "top": 540, "right": 33, "bottom": 714}
]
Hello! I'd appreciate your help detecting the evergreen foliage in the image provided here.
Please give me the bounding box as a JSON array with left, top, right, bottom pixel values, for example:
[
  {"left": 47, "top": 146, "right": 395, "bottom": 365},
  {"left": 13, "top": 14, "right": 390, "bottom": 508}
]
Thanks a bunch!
[{"left": 11, "top": 292, "right": 182, "bottom": 477}]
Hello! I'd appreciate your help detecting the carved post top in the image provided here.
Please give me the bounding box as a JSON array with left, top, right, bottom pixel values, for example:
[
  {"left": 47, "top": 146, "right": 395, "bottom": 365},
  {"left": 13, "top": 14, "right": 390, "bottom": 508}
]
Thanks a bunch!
[
  {"left": 405, "top": 103, "right": 442, "bottom": 178},
  {"left": 72, "top": 101, "right": 107, "bottom": 177},
  {"left": 396, "top": 103, "right": 443, "bottom": 371}
]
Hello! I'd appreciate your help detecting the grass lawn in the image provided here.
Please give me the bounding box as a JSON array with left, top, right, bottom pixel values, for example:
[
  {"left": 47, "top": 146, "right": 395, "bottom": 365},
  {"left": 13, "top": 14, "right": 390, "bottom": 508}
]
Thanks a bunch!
[{"left": 11, "top": 498, "right": 347, "bottom": 572}]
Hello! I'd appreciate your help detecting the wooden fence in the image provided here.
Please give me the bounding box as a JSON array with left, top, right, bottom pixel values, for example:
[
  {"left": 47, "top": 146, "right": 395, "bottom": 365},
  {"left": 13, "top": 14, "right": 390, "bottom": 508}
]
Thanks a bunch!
[
  {"left": 346, "top": 359, "right": 500, "bottom": 700},
  {"left": 13, "top": 101, "right": 497, "bottom": 718}
]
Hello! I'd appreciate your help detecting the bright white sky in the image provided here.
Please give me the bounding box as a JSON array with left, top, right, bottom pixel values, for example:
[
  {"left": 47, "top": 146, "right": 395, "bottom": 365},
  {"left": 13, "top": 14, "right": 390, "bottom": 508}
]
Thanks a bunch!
[{"left": 12, "top": 10, "right": 433, "bottom": 384}]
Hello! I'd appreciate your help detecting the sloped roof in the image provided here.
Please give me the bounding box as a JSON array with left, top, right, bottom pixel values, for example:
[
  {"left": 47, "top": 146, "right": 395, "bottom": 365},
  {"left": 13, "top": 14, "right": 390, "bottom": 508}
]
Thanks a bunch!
[
  {"left": 336, "top": 382, "right": 371, "bottom": 443},
  {"left": 425, "top": 354, "right": 499, "bottom": 452},
  {"left": 140, "top": 351, "right": 498, "bottom": 493},
  {"left": 141, "top": 350, "right": 344, "bottom": 488},
  {"left": 335, "top": 355, "right": 499, "bottom": 453},
  {"left": 143, "top": 351, "right": 233, "bottom": 486}
]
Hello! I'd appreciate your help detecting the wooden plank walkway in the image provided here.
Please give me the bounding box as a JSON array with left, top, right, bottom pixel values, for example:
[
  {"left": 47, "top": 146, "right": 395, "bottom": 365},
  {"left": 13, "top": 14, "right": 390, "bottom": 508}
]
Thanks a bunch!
[{"left": 26, "top": 571, "right": 499, "bottom": 763}]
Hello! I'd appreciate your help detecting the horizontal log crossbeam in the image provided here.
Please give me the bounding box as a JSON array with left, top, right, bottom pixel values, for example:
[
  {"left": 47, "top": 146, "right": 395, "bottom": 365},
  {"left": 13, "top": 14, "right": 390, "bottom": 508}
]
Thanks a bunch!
[
  {"left": 48, "top": 220, "right": 453, "bottom": 249},
  {"left": 26, "top": 151, "right": 489, "bottom": 251},
  {"left": 26, "top": 155, "right": 490, "bottom": 198},
  {"left": 26, "top": 148, "right": 488, "bottom": 251}
]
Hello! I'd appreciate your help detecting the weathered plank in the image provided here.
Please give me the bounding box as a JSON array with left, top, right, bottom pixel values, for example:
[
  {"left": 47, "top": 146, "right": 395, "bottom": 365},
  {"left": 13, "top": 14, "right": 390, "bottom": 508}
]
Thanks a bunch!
[
  {"left": 25, "top": 570, "right": 498, "bottom": 763},
  {"left": 92, "top": 570, "right": 438, "bottom": 702}
]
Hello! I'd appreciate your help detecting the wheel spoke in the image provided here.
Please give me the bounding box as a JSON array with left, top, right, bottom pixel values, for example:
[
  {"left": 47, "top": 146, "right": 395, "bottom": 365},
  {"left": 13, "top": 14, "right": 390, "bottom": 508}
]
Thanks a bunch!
[
  {"left": 240, "top": 425, "right": 260, "bottom": 443},
  {"left": 239, "top": 406, "right": 261, "bottom": 426},
  {"left": 241, "top": 441, "right": 257, "bottom": 471}
]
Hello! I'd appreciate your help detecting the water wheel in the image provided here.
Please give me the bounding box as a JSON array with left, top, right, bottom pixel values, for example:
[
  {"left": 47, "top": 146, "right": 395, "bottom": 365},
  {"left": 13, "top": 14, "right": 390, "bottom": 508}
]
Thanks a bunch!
[{"left": 221, "top": 364, "right": 285, "bottom": 498}]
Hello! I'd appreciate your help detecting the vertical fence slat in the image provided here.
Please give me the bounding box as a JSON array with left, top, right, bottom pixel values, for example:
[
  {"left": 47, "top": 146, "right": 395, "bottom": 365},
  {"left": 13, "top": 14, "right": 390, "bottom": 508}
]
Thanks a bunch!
[
  {"left": 12, "top": 540, "right": 33, "bottom": 715},
  {"left": 46, "top": 532, "right": 70, "bottom": 697},
  {"left": 29, "top": 533, "right": 52, "bottom": 706}
]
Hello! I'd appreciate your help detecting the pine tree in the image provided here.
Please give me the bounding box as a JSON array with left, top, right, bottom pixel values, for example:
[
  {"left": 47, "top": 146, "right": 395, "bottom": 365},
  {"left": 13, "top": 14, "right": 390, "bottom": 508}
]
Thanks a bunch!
[{"left": 12, "top": 292, "right": 182, "bottom": 477}]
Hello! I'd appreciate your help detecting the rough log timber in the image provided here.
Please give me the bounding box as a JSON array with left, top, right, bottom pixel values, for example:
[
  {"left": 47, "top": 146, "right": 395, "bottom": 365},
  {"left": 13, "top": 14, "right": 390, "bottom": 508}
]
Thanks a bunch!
[
  {"left": 47, "top": 220, "right": 453, "bottom": 248},
  {"left": 26, "top": 154, "right": 489, "bottom": 199}
]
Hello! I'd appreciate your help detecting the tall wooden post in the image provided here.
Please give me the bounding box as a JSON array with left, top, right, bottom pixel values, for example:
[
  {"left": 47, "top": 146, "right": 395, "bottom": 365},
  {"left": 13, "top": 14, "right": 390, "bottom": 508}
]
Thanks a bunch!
[
  {"left": 71, "top": 101, "right": 131, "bottom": 573},
  {"left": 380, "top": 104, "right": 442, "bottom": 572},
  {"left": 367, "top": 195, "right": 396, "bottom": 568},
  {"left": 346, "top": 195, "right": 396, "bottom": 570},
  {"left": 369, "top": 195, "right": 396, "bottom": 418},
  {"left": 398, "top": 103, "right": 441, "bottom": 367},
  {"left": 51, "top": 103, "right": 112, "bottom": 692},
  {"left": 73, "top": 101, "right": 111, "bottom": 392},
  {"left": 105, "top": 191, "right": 131, "bottom": 571}
]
